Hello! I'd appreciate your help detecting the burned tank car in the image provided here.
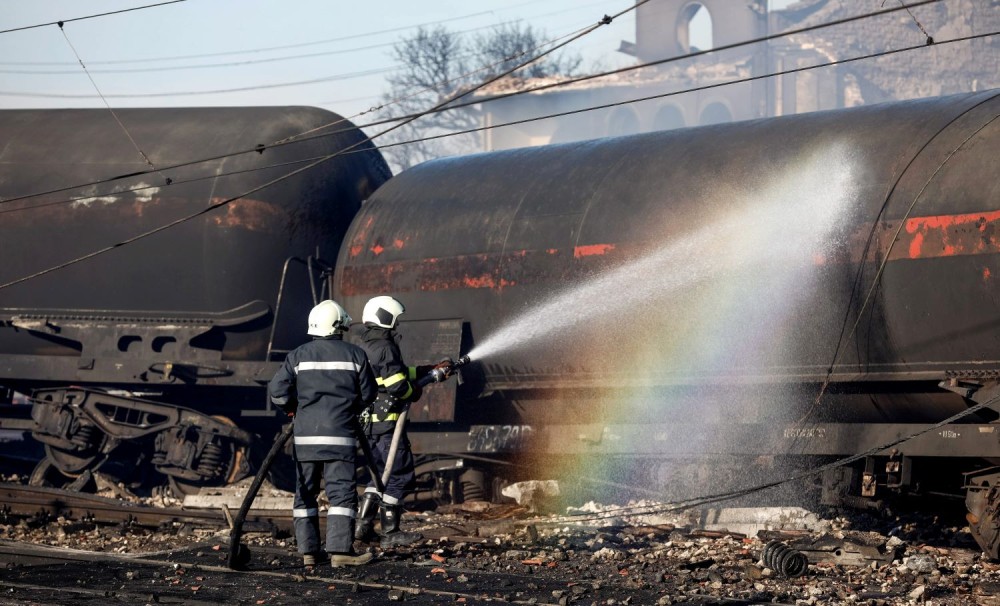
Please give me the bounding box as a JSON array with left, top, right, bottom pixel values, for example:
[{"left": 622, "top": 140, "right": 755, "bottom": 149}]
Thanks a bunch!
[
  {"left": 336, "top": 90, "right": 1000, "bottom": 550},
  {"left": 0, "top": 107, "right": 390, "bottom": 493}
]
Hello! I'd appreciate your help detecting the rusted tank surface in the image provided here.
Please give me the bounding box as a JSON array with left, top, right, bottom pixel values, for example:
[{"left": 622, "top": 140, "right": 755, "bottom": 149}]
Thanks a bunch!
[
  {"left": 336, "top": 90, "right": 1000, "bottom": 423},
  {"left": 0, "top": 107, "right": 390, "bottom": 365}
]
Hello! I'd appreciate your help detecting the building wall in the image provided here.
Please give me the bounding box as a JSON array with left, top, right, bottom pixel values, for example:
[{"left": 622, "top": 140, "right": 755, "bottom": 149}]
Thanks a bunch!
[
  {"left": 476, "top": 0, "right": 999, "bottom": 151},
  {"left": 635, "top": 0, "right": 768, "bottom": 60}
]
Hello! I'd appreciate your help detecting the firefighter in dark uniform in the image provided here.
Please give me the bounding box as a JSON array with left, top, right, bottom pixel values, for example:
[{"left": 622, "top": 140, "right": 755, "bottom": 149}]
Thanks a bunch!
[
  {"left": 355, "top": 295, "right": 451, "bottom": 547},
  {"left": 268, "top": 299, "right": 378, "bottom": 567}
]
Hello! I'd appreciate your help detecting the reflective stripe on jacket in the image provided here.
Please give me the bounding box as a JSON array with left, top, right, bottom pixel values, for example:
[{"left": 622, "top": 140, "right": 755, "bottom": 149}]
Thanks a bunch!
[
  {"left": 268, "top": 335, "right": 377, "bottom": 461},
  {"left": 360, "top": 325, "right": 425, "bottom": 434}
]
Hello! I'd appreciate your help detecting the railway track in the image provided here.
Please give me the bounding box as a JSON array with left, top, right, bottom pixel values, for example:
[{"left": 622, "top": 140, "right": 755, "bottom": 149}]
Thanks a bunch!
[
  {"left": 0, "top": 482, "right": 800, "bottom": 605},
  {"left": 0, "top": 539, "right": 795, "bottom": 606},
  {"left": 0, "top": 482, "right": 287, "bottom": 533},
  {"left": 3, "top": 481, "right": 977, "bottom": 605}
]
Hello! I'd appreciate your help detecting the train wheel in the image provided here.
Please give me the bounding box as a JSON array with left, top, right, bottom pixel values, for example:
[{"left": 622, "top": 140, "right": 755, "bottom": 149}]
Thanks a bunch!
[
  {"left": 167, "top": 475, "right": 203, "bottom": 497},
  {"left": 29, "top": 457, "right": 76, "bottom": 489},
  {"left": 44, "top": 444, "right": 104, "bottom": 476}
]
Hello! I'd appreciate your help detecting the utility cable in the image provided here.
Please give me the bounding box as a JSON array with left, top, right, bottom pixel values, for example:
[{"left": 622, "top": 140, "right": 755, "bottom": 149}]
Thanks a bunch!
[
  {"left": 0, "top": 8, "right": 596, "bottom": 201},
  {"left": 57, "top": 23, "right": 164, "bottom": 181},
  {"left": 0, "top": 0, "right": 588, "bottom": 66},
  {"left": 0, "top": 1, "right": 615, "bottom": 74},
  {"left": 809, "top": 109, "right": 1000, "bottom": 409},
  {"left": 886, "top": 0, "right": 936, "bottom": 44},
  {"left": 372, "top": 31, "right": 998, "bottom": 153},
  {"left": 274, "top": 20, "right": 594, "bottom": 145},
  {"left": 0, "top": 66, "right": 401, "bottom": 98},
  {"left": 0, "top": 1, "right": 187, "bottom": 35},
  {"left": 545, "top": 391, "right": 1000, "bottom": 525},
  {"left": 8, "top": 27, "right": 993, "bottom": 219},
  {"left": 0, "top": 2, "right": 641, "bottom": 292},
  {"left": 0, "top": 20, "right": 595, "bottom": 209},
  {"left": 373, "top": 0, "right": 944, "bottom": 121},
  {"left": 0, "top": 0, "right": 944, "bottom": 208},
  {"left": 0, "top": 20, "right": 592, "bottom": 209}
]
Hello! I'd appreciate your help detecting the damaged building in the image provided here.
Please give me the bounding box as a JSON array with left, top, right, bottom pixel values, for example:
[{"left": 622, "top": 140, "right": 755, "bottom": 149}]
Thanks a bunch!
[{"left": 475, "top": 0, "right": 1000, "bottom": 150}]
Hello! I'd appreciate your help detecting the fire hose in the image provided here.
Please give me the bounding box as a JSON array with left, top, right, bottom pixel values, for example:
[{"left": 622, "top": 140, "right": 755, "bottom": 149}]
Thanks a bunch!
[
  {"left": 379, "top": 356, "right": 470, "bottom": 488},
  {"left": 227, "top": 414, "right": 386, "bottom": 570},
  {"left": 226, "top": 354, "right": 469, "bottom": 570}
]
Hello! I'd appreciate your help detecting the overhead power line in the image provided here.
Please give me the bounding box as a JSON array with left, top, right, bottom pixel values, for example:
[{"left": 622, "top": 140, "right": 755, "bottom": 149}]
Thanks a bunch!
[
  {"left": 0, "top": 2, "right": 641, "bottom": 291},
  {"left": 0, "top": 66, "right": 400, "bottom": 98},
  {"left": 0, "top": 1, "right": 187, "bottom": 35},
  {"left": 57, "top": 23, "right": 162, "bottom": 179},
  {"left": 3, "top": 28, "right": 992, "bottom": 228},
  {"left": 0, "top": 0, "right": 943, "bottom": 209},
  {"left": 0, "top": 0, "right": 616, "bottom": 68},
  {"left": 553, "top": 391, "right": 1000, "bottom": 524},
  {"left": 374, "top": 31, "right": 999, "bottom": 152}
]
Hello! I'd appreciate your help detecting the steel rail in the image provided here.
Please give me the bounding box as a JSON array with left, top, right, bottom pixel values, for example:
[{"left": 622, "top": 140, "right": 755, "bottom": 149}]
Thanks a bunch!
[
  {"left": 0, "top": 482, "right": 289, "bottom": 532},
  {"left": 0, "top": 539, "right": 802, "bottom": 606}
]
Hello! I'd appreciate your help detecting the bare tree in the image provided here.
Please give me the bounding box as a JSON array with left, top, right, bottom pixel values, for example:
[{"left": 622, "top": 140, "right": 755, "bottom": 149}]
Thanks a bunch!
[{"left": 375, "top": 23, "right": 581, "bottom": 172}]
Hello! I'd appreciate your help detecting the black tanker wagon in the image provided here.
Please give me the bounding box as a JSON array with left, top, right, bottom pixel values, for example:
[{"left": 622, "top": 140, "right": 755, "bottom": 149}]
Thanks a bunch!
[{"left": 4, "top": 91, "right": 1000, "bottom": 556}]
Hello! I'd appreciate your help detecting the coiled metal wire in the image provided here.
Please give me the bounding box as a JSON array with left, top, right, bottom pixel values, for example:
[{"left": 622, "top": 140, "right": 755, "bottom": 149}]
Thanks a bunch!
[
  {"left": 197, "top": 442, "right": 225, "bottom": 477},
  {"left": 761, "top": 540, "right": 809, "bottom": 578}
]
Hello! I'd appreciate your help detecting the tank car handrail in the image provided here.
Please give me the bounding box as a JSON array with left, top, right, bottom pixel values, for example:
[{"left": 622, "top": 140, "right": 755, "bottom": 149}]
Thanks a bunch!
[{"left": 266, "top": 255, "right": 332, "bottom": 362}]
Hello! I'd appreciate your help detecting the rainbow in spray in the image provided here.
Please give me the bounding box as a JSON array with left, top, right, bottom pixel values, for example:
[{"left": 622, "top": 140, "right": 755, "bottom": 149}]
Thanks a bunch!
[{"left": 467, "top": 143, "right": 860, "bottom": 502}]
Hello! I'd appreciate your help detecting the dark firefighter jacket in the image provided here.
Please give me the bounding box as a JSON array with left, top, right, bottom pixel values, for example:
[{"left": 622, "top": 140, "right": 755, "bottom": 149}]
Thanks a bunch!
[
  {"left": 360, "top": 325, "right": 429, "bottom": 435},
  {"left": 268, "top": 335, "right": 378, "bottom": 461}
]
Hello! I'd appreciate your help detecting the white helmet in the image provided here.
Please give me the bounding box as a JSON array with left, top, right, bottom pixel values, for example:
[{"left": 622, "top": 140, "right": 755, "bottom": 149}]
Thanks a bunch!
[
  {"left": 307, "top": 300, "right": 352, "bottom": 337},
  {"left": 362, "top": 295, "right": 405, "bottom": 329}
]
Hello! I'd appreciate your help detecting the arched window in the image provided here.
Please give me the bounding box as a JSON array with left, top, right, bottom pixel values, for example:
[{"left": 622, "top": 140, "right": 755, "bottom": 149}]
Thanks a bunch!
[
  {"left": 653, "top": 105, "right": 686, "bottom": 131},
  {"left": 699, "top": 102, "right": 732, "bottom": 126},
  {"left": 677, "top": 2, "right": 713, "bottom": 53},
  {"left": 608, "top": 107, "right": 640, "bottom": 137}
]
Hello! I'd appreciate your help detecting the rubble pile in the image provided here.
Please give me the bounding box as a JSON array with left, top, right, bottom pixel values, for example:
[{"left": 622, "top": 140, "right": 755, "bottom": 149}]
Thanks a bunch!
[{"left": 2, "top": 473, "right": 999, "bottom": 605}]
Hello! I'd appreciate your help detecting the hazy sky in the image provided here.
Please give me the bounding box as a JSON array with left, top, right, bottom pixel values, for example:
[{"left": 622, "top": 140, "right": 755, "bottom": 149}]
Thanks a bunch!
[{"left": 0, "top": 0, "right": 796, "bottom": 121}]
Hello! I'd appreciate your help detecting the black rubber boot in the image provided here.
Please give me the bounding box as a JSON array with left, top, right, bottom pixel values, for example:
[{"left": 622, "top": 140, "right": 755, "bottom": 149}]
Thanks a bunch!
[
  {"left": 379, "top": 504, "right": 422, "bottom": 548},
  {"left": 354, "top": 492, "right": 380, "bottom": 541}
]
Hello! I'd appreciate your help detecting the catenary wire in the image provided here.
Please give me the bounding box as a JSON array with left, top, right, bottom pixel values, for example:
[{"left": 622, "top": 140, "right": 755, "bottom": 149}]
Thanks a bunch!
[
  {"left": 0, "top": 2, "right": 642, "bottom": 292},
  {"left": 0, "top": 11, "right": 495, "bottom": 64},
  {"left": 0, "top": 0, "right": 942, "bottom": 209},
  {"left": 0, "top": 1, "right": 187, "bottom": 35},
  {"left": 0, "top": 0, "right": 602, "bottom": 66},
  {"left": 0, "top": 0, "right": 620, "bottom": 74},
  {"left": 887, "top": 0, "right": 935, "bottom": 44},
  {"left": 0, "top": 20, "right": 595, "bottom": 210},
  {"left": 2, "top": 4, "right": 990, "bottom": 522},
  {"left": 372, "top": 0, "right": 945, "bottom": 122},
  {"left": 810, "top": 109, "right": 1000, "bottom": 408},
  {"left": 0, "top": 19, "right": 595, "bottom": 211},
  {"left": 273, "top": 19, "right": 595, "bottom": 144},
  {"left": 7, "top": 27, "right": 990, "bottom": 219},
  {"left": 57, "top": 23, "right": 163, "bottom": 180},
  {"left": 0, "top": 6, "right": 600, "bottom": 202},
  {"left": 545, "top": 391, "right": 1000, "bottom": 524},
  {"left": 372, "top": 32, "right": 998, "bottom": 153}
]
